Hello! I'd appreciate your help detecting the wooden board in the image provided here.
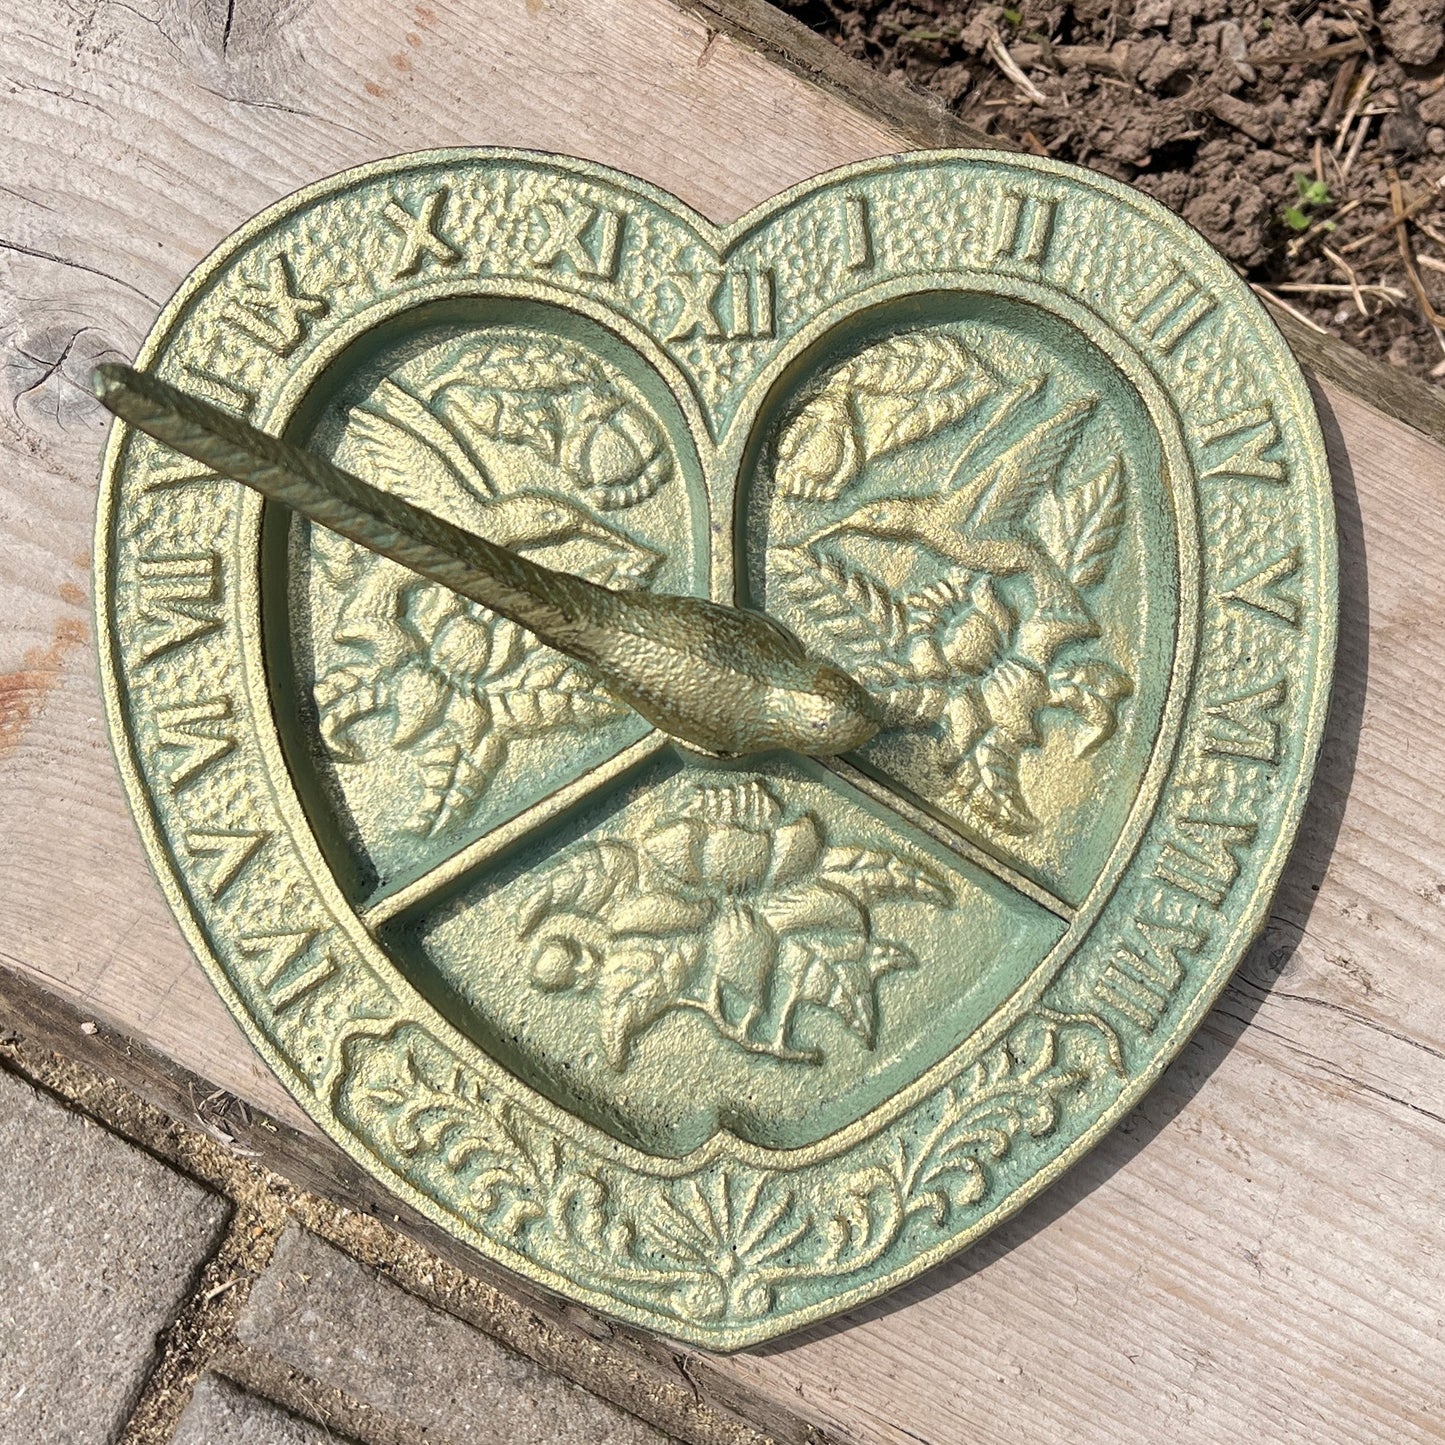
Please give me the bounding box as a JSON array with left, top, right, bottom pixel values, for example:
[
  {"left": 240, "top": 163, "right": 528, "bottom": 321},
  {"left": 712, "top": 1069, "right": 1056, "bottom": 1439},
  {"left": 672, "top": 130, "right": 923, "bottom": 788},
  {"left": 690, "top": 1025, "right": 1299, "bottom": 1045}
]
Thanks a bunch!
[{"left": 2, "top": 3, "right": 1442, "bottom": 1442}]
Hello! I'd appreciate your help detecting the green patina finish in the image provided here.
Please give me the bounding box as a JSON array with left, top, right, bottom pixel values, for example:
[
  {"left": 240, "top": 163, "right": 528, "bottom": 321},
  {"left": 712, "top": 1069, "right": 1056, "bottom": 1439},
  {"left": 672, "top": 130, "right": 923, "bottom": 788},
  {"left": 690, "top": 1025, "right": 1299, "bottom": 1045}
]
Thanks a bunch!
[
  {"left": 95, "top": 149, "right": 1336, "bottom": 1349},
  {"left": 92, "top": 361, "right": 883, "bottom": 759}
]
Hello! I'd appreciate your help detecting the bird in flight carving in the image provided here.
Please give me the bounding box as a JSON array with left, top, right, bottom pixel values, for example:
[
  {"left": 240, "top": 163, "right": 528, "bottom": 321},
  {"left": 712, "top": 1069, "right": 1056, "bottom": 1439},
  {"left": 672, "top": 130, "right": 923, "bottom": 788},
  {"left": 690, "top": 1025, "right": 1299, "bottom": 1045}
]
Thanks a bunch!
[
  {"left": 342, "top": 376, "right": 665, "bottom": 589},
  {"left": 809, "top": 382, "right": 1101, "bottom": 643}
]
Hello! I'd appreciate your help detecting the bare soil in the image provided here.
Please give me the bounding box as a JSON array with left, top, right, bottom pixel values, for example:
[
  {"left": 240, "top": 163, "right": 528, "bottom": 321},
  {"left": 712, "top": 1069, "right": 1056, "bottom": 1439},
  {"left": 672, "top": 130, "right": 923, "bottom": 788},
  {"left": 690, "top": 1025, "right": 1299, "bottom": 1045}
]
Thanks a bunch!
[{"left": 777, "top": 0, "right": 1445, "bottom": 383}]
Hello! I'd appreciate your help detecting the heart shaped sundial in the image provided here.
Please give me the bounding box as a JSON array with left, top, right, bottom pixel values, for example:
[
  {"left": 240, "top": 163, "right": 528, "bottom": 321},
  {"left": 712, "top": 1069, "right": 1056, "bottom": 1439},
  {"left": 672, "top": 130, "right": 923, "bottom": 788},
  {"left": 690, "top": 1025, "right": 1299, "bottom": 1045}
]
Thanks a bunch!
[{"left": 96, "top": 149, "right": 1336, "bottom": 1349}]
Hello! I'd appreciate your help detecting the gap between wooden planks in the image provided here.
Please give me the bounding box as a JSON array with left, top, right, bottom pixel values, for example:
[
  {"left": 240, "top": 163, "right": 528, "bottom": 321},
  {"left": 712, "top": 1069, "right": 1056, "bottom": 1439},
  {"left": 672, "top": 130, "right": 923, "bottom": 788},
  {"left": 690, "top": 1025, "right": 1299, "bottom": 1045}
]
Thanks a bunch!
[{"left": 1, "top": 2, "right": 1442, "bottom": 1443}]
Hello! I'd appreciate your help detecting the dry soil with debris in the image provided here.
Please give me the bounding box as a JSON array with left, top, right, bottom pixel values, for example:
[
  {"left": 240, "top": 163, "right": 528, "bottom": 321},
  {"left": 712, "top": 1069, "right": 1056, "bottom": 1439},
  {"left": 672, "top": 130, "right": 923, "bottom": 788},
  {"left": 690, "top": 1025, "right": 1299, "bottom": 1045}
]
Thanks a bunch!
[{"left": 780, "top": 0, "right": 1445, "bottom": 382}]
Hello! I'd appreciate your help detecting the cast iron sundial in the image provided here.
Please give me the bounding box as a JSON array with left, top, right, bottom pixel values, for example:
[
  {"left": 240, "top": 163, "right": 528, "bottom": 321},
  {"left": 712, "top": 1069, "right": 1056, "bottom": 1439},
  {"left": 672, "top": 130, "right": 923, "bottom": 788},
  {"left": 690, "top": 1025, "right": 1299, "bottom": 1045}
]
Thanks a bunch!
[{"left": 95, "top": 149, "right": 1336, "bottom": 1349}]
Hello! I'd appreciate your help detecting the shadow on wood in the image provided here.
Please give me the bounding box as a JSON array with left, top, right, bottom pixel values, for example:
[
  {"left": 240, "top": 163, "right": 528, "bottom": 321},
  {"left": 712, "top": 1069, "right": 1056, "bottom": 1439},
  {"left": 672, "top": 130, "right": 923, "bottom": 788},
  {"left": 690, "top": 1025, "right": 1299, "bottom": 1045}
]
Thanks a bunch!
[{"left": 755, "top": 380, "right": 1371, "bottom": 1353}]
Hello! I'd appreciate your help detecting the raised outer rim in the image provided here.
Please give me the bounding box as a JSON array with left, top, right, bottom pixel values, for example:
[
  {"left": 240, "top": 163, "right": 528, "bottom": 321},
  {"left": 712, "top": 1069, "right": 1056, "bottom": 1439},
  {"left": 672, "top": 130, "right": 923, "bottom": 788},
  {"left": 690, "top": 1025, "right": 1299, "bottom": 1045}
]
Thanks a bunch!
[{"left": 95, "top": 147, "right": 1337, "bottom": 1350}]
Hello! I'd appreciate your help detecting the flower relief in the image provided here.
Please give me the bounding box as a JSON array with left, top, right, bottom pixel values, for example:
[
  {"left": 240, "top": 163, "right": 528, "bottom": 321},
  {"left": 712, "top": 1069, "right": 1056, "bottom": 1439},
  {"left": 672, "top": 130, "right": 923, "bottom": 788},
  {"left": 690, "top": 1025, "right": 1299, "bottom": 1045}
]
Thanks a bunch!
[
  {"left": 307, "top": 335, "right": 676, "bottom": 835},
  {"left": 521, "top": 779, "right": 953, "bottom": 1068},
  {"left": 769, "top": 330, "right": 1135, "bottom": 835}
]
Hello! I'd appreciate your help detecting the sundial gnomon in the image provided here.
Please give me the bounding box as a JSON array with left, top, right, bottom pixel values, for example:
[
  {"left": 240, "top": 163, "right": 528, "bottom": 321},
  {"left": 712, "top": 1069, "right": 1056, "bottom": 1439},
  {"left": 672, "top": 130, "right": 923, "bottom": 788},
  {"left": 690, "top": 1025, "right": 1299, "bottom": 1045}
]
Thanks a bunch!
[{"left": 96, "top": 150, "right": 1336, "bottom": 1348}]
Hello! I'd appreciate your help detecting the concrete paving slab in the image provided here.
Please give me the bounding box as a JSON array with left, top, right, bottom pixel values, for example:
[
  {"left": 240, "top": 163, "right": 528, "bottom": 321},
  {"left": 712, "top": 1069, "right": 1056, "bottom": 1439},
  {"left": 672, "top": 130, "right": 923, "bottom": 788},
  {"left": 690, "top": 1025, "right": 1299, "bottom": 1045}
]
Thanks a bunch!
[
  {"left": 172, "top": 1374, "right": 358, "bottom": 1444},
  {"left": 238, "top": 1224, "right": 671, "bottom": 1444},
  {"left": 0, "top": 1065, "right": 229, "bottom": 1442}
]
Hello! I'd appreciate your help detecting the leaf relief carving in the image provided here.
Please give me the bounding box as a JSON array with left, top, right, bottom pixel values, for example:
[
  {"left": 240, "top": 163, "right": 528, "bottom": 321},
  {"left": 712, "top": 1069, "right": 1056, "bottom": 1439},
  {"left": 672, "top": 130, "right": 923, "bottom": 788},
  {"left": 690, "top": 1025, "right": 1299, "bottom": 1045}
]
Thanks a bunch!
[
  {"left": 521, "top": 778, "right": 953, "bottom": 1067},
  {"left": 308, "top": 335, "right": 676, "bottom": 836},
  {"left": 771, "top": 328, "right": 1137, "bottom": 836},
  {"left": 338, "top": 1008, "right": 1124, "bottom": 1326}
]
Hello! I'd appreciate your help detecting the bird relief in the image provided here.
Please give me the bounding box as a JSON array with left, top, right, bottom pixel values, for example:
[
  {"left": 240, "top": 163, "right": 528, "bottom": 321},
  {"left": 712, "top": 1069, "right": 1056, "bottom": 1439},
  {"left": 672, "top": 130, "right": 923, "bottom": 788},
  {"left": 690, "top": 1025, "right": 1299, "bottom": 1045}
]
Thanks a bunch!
[
  {"left": 765, "top": 330, "right": 1135, "bottom": 836},
  {"left": 521, "top": 778, "right": 954, "bottom": 1068},
  {"left": 307, "top": 333, "right": 677, "bottom": 836}
]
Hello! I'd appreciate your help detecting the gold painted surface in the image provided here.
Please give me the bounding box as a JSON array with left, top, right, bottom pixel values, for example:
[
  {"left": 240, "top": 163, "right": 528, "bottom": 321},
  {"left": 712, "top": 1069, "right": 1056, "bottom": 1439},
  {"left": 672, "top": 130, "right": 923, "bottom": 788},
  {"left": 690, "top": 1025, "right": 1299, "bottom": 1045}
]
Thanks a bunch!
[
  {"left": 749, "top": 313, "right": 1168, "bottom": 905},
  {"left": 93, "top": 357, "right": 879, "bottom": 781},
  {"left": 95, "top": 150, "right": 1337, "bottom": 1349}
]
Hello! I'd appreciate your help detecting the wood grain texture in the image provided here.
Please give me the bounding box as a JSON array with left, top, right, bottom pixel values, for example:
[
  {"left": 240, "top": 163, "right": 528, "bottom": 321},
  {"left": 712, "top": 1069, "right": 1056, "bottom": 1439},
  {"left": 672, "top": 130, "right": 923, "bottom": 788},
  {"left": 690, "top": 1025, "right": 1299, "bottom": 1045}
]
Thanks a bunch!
[{"left": 1, "top": 3, "right": 1442, "bottom": 1442}]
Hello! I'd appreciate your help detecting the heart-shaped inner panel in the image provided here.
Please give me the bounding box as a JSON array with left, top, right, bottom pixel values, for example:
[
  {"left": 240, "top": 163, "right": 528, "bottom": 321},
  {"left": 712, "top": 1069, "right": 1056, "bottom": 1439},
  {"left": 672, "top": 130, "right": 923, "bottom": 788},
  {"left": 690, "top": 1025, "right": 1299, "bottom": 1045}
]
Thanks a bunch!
[
  {"left": 271, "top": 299, "right": 708, "bottom": 904},
  {"left": 267, "top": 290, "right": 1175, "bottom": 1160},
  {"left": 742, "top": 293, "right": 1176, "bottom": 911}
]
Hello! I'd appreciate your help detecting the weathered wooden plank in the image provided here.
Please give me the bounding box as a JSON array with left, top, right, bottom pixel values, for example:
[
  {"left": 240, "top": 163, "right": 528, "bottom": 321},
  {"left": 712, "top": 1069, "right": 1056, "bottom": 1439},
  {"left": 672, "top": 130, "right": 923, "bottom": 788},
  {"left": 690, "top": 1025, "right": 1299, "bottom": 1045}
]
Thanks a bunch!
[{"left": 2, "top": 2, "right": 1442, "bottom": 1442}]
